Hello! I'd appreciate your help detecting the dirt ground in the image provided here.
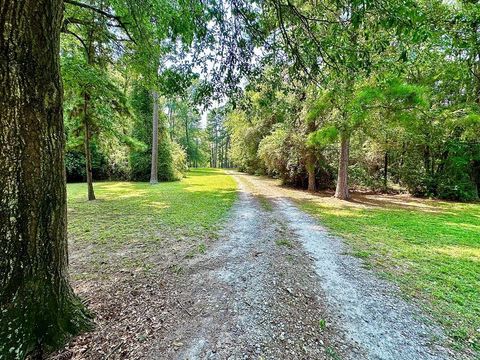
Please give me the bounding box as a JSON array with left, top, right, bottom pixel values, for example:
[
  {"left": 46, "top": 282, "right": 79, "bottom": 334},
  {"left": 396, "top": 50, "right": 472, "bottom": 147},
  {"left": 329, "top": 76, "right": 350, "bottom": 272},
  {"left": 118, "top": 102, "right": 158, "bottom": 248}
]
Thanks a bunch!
[{"left": 51, "top": 172, "right": 462, "bottom": 360}]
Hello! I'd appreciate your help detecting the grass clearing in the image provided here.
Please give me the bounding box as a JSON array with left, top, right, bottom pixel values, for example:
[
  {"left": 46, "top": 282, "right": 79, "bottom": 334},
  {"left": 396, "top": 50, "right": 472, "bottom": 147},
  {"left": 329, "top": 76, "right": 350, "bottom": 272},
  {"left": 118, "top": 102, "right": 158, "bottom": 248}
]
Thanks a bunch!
[
  {"left": 67, "top": 168, "right": 237, "bottom": 271},
  {"left": 297, "top": 193, "right": 480, "bottom": 353},
  {"left": 68, "top": 168, "right": 236, "bottom": 240}
]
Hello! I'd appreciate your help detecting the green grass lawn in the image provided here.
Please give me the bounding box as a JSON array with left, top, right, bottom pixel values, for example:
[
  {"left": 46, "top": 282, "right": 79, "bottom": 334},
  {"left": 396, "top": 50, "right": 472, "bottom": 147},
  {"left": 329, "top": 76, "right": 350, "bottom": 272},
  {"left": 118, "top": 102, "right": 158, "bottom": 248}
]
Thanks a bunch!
[
  {"left": 67, "top": 168, "right": 237, "bottom": 267},
  {"left": 298, "top": 194, "right": 480, "bottom": 353}
]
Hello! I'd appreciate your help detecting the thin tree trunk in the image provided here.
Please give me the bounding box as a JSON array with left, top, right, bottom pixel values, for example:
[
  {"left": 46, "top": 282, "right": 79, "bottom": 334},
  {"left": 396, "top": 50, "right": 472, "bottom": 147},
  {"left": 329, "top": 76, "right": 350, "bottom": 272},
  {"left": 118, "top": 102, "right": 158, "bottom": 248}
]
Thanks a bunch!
[
  {"left": 195, "top": 138, "right": 199, "bottom": 168},
  {"left": 168, "top": 103, "right": 174, "bottom": 141},
  {"left": 83, "top": 29, "right": 96, "bottom": 200},
  {"left": 306, "top": 154, "right": 316, "bottom": 192},
  {"left": 210, "top": 144, "right": 214, "bottom": 168},
  {"left": 0, "top": 0, "right": 91, "bottom": 356},
  {"left": 83, "top": 93, "right": 95, "bottom": 200},
  {"left": 335, "top": 132, "right": 350, "bottom": 200},
  {"left": 185, "top": 118, "right": 190, "bottom": 164},
  {"left": 225, "top": 135, "right": 230, "bottom": 168},
  {"left": 150, "top": 91, "right": 159, "bottom": 184},
  {"left": 306, "top": 120, "right": 317, "bottom": 191},
  {"left": 383, "top": 151, "right": 388, "bottom": 191},
  {"left": 219, "top": 140, "right": 224, "bottom": 168}
]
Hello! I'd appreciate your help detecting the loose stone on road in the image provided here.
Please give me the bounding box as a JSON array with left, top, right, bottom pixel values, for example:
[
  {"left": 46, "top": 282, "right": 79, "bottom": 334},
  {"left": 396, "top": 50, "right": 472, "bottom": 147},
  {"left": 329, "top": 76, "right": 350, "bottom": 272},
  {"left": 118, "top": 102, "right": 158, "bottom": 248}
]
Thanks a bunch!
[{"left": 151, "top": 171, "right": 459, "bottom": 360}]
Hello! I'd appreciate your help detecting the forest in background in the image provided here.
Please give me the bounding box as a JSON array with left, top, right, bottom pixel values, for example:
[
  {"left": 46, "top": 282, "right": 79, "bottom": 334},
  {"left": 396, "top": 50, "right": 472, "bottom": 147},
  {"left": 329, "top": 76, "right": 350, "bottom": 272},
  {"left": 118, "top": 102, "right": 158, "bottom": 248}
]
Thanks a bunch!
[
  {"left": 219, "top": 0, "right": 480, "bottom": 201},
  {"left": 62, "top": 0, "right": 480, "bottom": 202}
]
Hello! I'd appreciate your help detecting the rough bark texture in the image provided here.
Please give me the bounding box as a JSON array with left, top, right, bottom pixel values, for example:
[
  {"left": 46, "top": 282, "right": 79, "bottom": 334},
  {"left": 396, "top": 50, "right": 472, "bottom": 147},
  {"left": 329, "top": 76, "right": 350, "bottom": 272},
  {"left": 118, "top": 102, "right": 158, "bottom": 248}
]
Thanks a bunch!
[
  {"left": 0, "top": 0, "right": 91, "bottom": 357},
  {"left": 334, "top": 132, "right": 350, "bottom": 200},
  {"left": 150, "top": 91, "right": 159, "bottom": 184}
]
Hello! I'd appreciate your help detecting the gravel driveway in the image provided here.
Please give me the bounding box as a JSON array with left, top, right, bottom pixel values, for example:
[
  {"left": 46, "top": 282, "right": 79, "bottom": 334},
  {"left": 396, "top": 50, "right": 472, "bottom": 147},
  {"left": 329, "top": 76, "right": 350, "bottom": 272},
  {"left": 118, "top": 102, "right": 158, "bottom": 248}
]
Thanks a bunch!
[{"left": 149, "top": 172, "right": 458, "bottom": 360}]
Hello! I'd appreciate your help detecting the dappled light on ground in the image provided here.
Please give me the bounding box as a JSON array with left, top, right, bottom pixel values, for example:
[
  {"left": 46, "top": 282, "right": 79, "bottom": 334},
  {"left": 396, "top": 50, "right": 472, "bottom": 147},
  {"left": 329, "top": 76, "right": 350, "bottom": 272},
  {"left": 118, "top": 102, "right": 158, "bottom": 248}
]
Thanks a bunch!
[
  {"left": 433, "top": 246, "right": 480, "bottom": 262},
  {"left": 67, "top": 169, "right": 237, "bottom": 245}
]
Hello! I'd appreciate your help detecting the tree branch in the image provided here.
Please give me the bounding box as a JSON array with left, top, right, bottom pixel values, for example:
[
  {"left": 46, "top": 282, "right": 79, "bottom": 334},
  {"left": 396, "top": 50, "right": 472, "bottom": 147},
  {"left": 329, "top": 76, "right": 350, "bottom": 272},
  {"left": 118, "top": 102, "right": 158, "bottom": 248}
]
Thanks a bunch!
[
  {"left": 62, "top": 28, "right": 89, "bottom": 56},
  {"left": 64, "top": 0, "right": 137, "bottom": 44}
]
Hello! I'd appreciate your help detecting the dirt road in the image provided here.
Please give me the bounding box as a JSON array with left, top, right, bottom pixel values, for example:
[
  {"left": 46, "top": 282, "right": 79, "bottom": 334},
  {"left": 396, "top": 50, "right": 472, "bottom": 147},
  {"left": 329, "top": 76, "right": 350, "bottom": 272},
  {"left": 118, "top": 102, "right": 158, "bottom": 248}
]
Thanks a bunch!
[{"left": 149, "top": 172, "right": 456, "bottom": 360}]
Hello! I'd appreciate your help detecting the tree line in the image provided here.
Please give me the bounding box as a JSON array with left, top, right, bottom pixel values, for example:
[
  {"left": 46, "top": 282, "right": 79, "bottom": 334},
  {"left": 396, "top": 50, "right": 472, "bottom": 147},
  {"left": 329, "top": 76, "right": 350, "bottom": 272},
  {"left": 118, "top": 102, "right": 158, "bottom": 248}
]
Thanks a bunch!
[{"left": 221, "top": 0, "right": 479, "bottom": 201}]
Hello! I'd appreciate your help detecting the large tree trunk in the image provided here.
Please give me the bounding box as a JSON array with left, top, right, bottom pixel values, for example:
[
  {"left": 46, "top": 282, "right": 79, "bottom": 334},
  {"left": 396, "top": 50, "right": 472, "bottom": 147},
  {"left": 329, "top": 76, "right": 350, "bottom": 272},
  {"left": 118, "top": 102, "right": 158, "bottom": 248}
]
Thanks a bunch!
[
  {"left": 83, "top": 93, "right": 95, "bottom": 200},
  {"left": 334, "top": 132, "right": 350, "bottom": 200},
  {"left": 150, "top": 91, "right": 159, "bottom": 184},
  {"left": 0, "top": 0, "right": 91, "bottom": 357}
]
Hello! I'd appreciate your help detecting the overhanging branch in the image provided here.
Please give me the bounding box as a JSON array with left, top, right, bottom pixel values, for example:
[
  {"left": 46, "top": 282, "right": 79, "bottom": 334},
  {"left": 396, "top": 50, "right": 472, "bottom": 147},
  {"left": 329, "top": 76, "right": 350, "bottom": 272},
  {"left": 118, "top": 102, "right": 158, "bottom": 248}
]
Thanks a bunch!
[{"left": 64, "top": 0, "right": 137, "bottom": 44}]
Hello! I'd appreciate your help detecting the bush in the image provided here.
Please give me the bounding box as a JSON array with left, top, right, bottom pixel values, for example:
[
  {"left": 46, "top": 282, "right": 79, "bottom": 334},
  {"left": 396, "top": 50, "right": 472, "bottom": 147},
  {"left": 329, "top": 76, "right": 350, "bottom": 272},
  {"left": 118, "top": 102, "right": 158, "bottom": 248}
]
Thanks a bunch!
[
  {"left": 171, "top": 142, "right": 188, "bottom": 180},
  {"left": 65, "top": 151, "right": 86, "bottom": 182}
]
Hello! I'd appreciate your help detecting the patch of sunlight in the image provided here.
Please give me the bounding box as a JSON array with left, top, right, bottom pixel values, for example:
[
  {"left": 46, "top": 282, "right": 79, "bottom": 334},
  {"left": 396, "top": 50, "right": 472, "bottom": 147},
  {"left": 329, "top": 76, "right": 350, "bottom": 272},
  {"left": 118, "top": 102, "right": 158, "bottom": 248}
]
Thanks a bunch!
[
  {"left": 98, "top": 182, "right": 140, "bottom": 191},
  {"left": 183, "top": 184, "right": 209, "bottom": 192},
  {"left": 445, "top": 222, "right": 480, "bottom": 231},
  {"left": 309, "top": 196, "right": 370, "bottom": 210},
  {"left": 365, "top": 196, "right": 439, "bottom": 209},
  {"left": 318, "top": 207, "right": 367, "bottom": 218},
  {"left": 115, "top": 191, "right": 148, "bottom": 199},
  {"left": 433, "top": 246, "right": 480, "bottom": 262},
  {"left": 145, "top": 201, "right": 170, "bottom": 210}
]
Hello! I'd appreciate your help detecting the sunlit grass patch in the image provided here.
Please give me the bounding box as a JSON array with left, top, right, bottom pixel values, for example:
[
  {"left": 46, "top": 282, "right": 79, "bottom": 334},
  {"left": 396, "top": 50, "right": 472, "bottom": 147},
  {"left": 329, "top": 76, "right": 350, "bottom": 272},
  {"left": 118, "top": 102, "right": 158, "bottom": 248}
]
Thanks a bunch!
[
  {"left": 67, "top": 168, "right": 237, "bottom": 246},
  {"left": 298, "top": 194, "right": 480, "bottom": 353}
]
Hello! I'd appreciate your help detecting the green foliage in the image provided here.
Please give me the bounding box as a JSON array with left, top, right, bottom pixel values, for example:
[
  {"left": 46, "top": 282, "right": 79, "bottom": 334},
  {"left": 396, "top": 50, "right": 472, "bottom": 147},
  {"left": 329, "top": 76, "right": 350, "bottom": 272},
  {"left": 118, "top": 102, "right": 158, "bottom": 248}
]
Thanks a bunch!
[
  {"left": 258, "top": 125, "right": 289, "bottom": 176},
  {"left": 308, "top": 126, "right": 339, "bottom": 147},
  {"left": 433, "top": 141, "right": 479, "bottom": 201},
  {"left": 129, "top": 84, "right": 153, "bottom": 181},
  {"left": 128, "top": 84, "right": 187, "bottom": 182},
  {"left": 171, "top": 141, "right": 188, "bottom": 180},
  {"left": 65, "top": 151, "right": 86, "bottom": 182}
]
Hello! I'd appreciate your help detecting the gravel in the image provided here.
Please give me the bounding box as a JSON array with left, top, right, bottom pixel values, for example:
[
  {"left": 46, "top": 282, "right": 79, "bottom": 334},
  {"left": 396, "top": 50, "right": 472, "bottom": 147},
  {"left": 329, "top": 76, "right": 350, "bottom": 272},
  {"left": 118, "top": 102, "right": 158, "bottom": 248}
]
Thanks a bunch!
[
  {"left": 148, "top": 173, "right": 354, "bottom": 359},
  {"left": 233, "top": 172, "right": 461, "bottom": 360}
]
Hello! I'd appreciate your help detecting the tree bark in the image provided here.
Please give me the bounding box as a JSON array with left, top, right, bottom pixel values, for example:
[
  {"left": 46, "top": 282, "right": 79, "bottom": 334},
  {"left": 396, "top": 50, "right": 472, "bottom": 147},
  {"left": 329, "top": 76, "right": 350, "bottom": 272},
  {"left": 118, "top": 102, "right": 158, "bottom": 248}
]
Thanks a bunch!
[
  {"left": 334, "top": 132, "right": 351, "bottom": 200},
  {"left": 383, "top": 151, "right": 388, "bottom": 191},
  {"left": 0, "top": 0, "right": 91, "bottom": 357},
  {"left": 83, "top": 29, "right": 95, "bottom": 200},
  {"left": 306, "top": 120, "right": 317, "bottom": 192},
  {"left": 185, "top": 118, "right": 190, "bottom": 164},
  {"left": 306, "top": 154, "right": 316, "bottom": 192},
  {"left": 225, "top": 135, "right": 230, "bottom": 168},
  {"left": 83, "top": 93, "right": 95, "bottom": 200},
  {"left": 168, "top": 103, "right": 174, "bottom": 141},
  {"left": 150, "top": 91, "right": 159, "bottom": 184}
]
